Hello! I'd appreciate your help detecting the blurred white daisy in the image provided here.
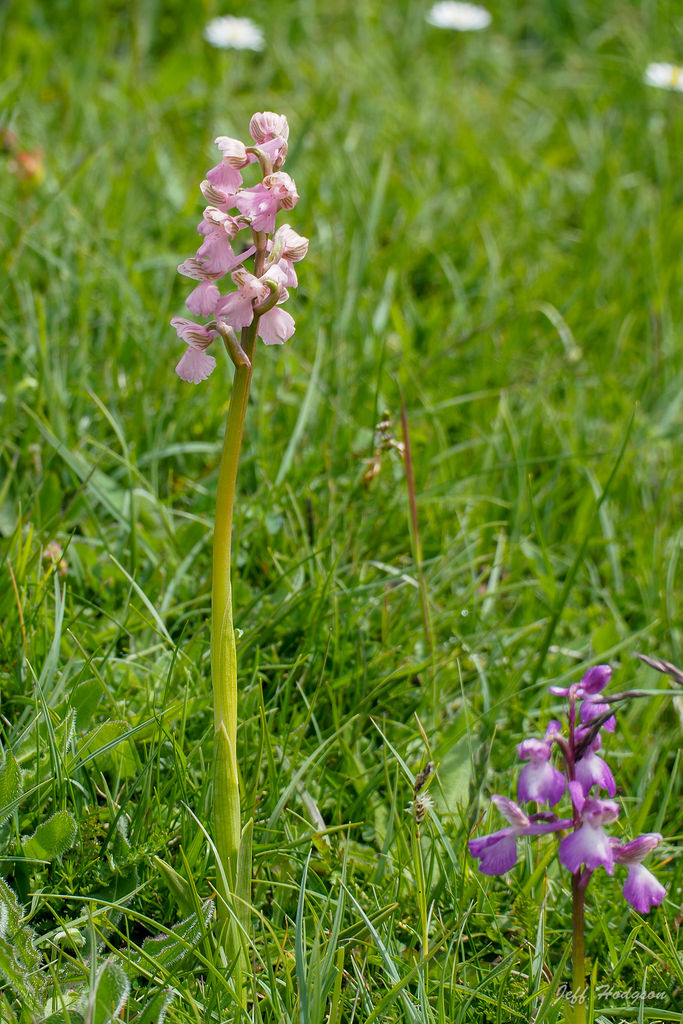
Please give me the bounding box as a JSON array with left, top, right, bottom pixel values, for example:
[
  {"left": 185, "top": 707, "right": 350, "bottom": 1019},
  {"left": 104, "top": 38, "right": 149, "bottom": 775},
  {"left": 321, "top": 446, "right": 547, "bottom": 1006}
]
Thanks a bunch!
[
  {"left": 644, "top": 62, "right": 683, "bottom": 92},
  {"left": 426, "top": 2, "right": 491, "bottom": 31},
  {"left": 203, "top": 15, "right": 264, "bottom": 51}
]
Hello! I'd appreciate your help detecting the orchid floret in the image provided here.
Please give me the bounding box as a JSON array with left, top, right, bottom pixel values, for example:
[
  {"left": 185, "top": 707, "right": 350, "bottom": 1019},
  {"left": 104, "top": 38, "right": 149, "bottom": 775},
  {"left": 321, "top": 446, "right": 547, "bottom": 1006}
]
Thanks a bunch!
[
  {"left": 205, "top": 161, "right": 243, "bottom": 194},
  {"left": 558, "top": 798, "right": 620, "bottom": 874},
  {"left": 574, "top": 733, "right": 616, "bottom": 797},
  {"left": 614, "top": 833, "right": 665, "bottom": 912},
  {"left": 468, "top": 795, "right": 571, "bottom": 876},
  {"left": 517, "top": 737, "right": 566, "bottom": 806},
  {"left": 214, "top": 136, "right": 251, "bottom": 167},
  {"left": 249, "top": 111, "right": 290, "bottom": 144}
]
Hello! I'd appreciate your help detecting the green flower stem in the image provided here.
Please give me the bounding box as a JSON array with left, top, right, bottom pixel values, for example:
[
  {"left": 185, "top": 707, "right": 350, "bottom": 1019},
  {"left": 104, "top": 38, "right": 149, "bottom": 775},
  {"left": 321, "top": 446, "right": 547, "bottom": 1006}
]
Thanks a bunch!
[
  {"left": 211, "top": 232, "right": 266, "bottom": 955},
  {"left": 571, "top": 872, "right": 586, "bottom": 1024},
  {"left": 212, "top": 348, "right": 251, "bottom": 911}
]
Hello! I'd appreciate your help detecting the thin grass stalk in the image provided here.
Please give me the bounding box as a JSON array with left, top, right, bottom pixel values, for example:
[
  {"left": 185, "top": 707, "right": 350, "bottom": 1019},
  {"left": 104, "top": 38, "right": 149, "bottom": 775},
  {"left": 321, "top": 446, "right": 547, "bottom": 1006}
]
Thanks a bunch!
[
  {"left": 399, "top": 395, "right": 433, "bottom": 664},
  {"left": 412, "top": 826, "right": 429, "bottom": 979}
]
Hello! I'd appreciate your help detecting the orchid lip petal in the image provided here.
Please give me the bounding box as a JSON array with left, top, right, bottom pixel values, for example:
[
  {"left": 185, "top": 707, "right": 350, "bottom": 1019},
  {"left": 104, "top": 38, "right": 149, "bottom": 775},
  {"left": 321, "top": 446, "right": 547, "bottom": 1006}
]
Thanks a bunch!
[{"left": 622, "top": 863, "right": 666, "bottom": 912}]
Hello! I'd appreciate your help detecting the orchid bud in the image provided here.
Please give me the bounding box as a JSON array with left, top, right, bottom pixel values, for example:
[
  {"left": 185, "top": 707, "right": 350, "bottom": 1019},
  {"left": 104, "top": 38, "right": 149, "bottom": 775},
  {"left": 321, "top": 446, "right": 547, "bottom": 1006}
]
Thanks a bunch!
[{"left": 249, "top": 111, "right": 289, "bottom": 144}]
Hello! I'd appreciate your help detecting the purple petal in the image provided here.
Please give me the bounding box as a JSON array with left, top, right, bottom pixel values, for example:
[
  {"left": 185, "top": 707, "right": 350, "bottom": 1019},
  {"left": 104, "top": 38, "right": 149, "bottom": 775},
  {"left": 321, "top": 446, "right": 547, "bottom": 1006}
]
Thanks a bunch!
[
  {"left": 579, "top": 665, "right": 612, "bottom": 695},
  {"left": 614, "top": 833, "right": 662, "bottom": 865},
  {"left": 579, "top": 697, "right": 616, "bottom": 733},
  {"left": 574, "top": 751, "right": 616, "bottom": 797},
  {"left": 559, "top": 823, "right": 615, "bottom": 874},
  {"left": 518, "top": 761, "right": 566, "bottom": 806},
  {"left": 568, "top": 780, "right": 586, "bottom": 814},
  {"left": 518, "top": 738, "right": 551, "bottom": 763},
  {"left": 469, "top": 831, "right": 519, "bottom": 875},
  {"left": 581, "top": 797, "right": 619, "bottom": 826},
  {"left": 490, "top": 795, "right": 529, "bottom": 827},
  {"left": 622, "top": 863, "right": 666, "bottom": 913}
]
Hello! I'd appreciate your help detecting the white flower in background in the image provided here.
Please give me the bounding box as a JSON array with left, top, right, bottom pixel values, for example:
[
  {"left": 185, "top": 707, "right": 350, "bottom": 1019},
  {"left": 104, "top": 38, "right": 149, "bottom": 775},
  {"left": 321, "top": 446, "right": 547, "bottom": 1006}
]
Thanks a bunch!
[
  {"left": 644, "top": 62, "right": 683, "bottom": 92},
  {"left": 203, "top": 15, "right": 264, "bottom": 51},
  {"left": 426, "top": 2, "right": 491, "bottom": 31}
]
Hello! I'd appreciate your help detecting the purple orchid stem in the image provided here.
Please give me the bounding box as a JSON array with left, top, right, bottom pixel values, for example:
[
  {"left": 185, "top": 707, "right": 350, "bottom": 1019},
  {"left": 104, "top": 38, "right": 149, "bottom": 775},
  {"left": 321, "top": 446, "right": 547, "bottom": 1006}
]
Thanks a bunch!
[
  {"left": 571, "top": 872, "right": 587, "bottom": 1023},
  {"left": 567, "top": 689, "right": 587, "bottom": 1020}
]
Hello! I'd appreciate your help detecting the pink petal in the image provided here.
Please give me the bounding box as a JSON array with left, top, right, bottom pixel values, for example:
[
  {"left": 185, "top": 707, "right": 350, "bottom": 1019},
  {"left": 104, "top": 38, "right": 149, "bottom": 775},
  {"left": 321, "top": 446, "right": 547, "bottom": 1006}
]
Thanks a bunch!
[
  {"left": 213, "top": 136, "right": 250, "bottom": 166},
  {"left": 170, "top": 317, "right": 215, "bottom": 345},
  {"left": 186, "top": 280, "right": 221, "bottom": 316},
  {"left": 257, "top": 306, "right": 295, "bottom": 346},
  {"left": 200, "top": 179, "right": 233, "bottom": 210},
  {"left": 234, "top": 184, "right": 279, "bottom": 233},
  {"left": 177, "top": 257, "right": 219, "bottom": 281},
  {"left": 176, "top": 347, "right": 216, "bottom": 383},
  {"left": 206, "top": 161, "right": 243, "bottom": 193},
  {"left": 216, "top": 289, "right": 255, "bottom": 331},
  {"left": 249, "top": 111, "right": 289, "bottom": 143},
  {"left": 196, "top": 230, "right": 246, "bottom": 275},
  {"left": 271, "top": 223, "right": 309, "bottom": 262},
  {"left": 262, "top": 171, "right": 299, "bottom": 210},
  {"left": 257, "top": 135, "right": 288, "bottom": 168}
]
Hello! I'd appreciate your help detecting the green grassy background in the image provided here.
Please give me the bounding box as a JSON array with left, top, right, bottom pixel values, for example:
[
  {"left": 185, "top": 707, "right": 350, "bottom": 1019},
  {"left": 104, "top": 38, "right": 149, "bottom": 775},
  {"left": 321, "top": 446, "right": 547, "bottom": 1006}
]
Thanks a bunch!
[{"left": 1, "top": 0, "right": 682, "bottom": 1020}]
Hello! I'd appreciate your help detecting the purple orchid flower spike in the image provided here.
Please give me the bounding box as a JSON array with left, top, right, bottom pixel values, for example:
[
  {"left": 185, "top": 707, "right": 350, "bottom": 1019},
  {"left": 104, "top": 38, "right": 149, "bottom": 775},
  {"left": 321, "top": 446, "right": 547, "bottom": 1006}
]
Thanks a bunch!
[
  {"left": 614, "top": 833, "right": 666, "bottom": 913},
  {"left": 468, "top": 795, "right": 571, "bottom": 876},
  {"left": 468, "top": 661, "right": 667, "bottom": 1015}
]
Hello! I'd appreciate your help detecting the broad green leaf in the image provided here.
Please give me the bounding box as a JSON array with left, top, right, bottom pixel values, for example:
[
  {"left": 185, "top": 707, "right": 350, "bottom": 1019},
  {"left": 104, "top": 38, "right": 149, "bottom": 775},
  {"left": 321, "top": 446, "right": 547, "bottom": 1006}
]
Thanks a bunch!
[
  {"left": 80, "top": 960, "right": 129, "bottom": 1024},
  {"left": 136, "top": 989, "right": 174, "bottom": 1024},
  {"left": 139, "top": 900, "right": 213, "bottom": 973},
  {"left": 23, "top": 810, "right": 78, "bottom": 861},
  {"left": 592, "top": 620, "right": 620, "bottom": 655},
  {"left": 69, "top": 679, "right": 105, "bottom": 729},
  {"left": 153, "top": 856, "right": 194, "bottom": 914},
  {"left": 75, "top": 721, "right": 137, "bottom": 777},
  {"left": 0, "top": 934, "right": 38, "bottom": 1008},
  {"left": 41, "top": 1013, "right": 84, "bottom": 1024},
  {"left": 0, "top": 749, "right": 22, "bottom": 823},
  {"left": 433, "top": 740, "right": 472, "bottom": 814},
  {"left": 0, "top": 878, "right": 41, "bottom": 973}
]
